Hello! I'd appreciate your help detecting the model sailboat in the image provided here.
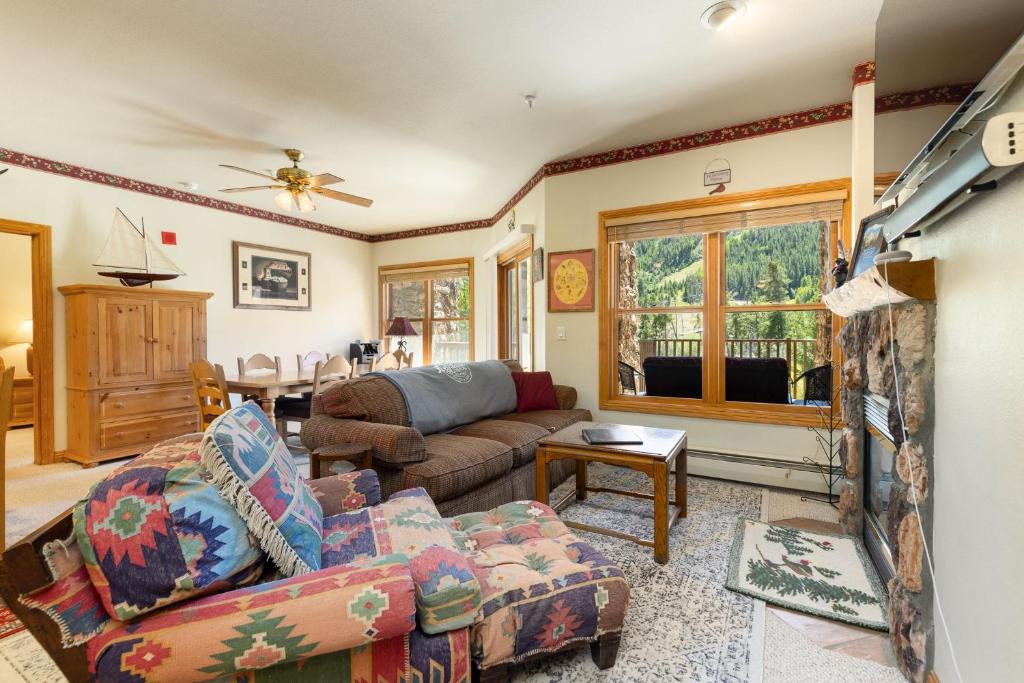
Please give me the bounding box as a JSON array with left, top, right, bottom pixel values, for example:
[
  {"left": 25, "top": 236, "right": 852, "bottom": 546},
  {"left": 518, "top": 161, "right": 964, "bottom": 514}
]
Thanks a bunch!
[{"left": 94, "top": 209, "right": 185, "bottom": 287}]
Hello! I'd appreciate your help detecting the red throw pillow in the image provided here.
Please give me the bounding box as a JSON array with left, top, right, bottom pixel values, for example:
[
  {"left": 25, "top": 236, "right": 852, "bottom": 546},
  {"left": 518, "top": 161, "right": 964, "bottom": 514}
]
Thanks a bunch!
[{"left": 511, "top": 371, "right": 559, "bottom": 412}]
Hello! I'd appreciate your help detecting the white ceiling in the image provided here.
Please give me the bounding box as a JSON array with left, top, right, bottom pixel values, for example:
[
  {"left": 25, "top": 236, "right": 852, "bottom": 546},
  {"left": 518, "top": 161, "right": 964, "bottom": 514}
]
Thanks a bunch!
[{"left": 3, "top": 1, "right": 881, "bottom": 235}]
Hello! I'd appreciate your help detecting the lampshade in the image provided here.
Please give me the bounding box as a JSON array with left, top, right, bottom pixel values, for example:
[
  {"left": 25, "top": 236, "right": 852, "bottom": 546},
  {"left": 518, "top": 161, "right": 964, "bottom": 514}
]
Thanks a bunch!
[
  {"left": 386, "top": 317, "right": 418, "bottom": 336},
  {"left": 274, "top": 190, "right": 295, "bottom": 211},
  {"left": 7, "top": 319, "right": 32, "bottom": 345},
  {"left": 296, "top": 191, "right": 316, "bottom": 213}
]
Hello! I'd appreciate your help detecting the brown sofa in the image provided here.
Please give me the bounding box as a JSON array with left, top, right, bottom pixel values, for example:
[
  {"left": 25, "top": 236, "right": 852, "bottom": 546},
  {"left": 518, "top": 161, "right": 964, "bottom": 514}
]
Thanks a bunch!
[{"left": 300, "top": 360, "right": 591, "bottom": 515}]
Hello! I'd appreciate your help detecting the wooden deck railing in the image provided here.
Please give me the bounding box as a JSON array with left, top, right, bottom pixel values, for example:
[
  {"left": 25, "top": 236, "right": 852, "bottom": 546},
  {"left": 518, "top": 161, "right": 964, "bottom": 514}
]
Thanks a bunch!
[{"left": 634, "top": 338, "right": 819, "bottom": 386}]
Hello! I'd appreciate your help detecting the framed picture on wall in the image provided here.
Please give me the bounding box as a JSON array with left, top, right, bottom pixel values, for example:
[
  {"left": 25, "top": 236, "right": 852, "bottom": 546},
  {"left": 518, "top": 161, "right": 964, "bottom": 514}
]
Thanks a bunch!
[
  {"left": 232, "top": 241, "right": 311, "bottom": 310},
  {"left": 849, "top": 206, "right": 894, "bottom": 280},
  {"left": 548, "top": 248, "right": 595, "bottom": 312}
]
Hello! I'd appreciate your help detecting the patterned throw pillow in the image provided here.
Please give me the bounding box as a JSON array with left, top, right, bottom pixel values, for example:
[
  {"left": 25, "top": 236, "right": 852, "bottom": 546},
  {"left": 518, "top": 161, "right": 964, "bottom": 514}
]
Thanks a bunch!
[
  {"left": 73, "top": 436, "right": 265, "bottom": 621},
  {"left": 201, "top": 402, "right": 324, "bottom": 576},
  {"left": 321, "top": 487, "right": 481, "bottom": 634}
]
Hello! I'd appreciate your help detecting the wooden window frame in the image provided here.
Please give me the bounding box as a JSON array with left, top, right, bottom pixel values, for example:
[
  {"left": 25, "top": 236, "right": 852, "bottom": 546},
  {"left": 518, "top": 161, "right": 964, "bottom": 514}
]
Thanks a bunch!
[
  {"left": 496, "top": 237, "right": 534, "bottom": 369},
  {"left": 598, "top": 179, "right": 852, "bottom": 428},
  {"left": 379, "top": 257, "right": 475, "bottom": 365}
]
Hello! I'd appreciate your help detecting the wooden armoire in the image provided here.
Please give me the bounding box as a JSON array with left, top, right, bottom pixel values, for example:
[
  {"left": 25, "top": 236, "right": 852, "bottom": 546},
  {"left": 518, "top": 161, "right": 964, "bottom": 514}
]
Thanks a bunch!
[{"left": 59, "top": 284, "right": 212, "bottom": 466}]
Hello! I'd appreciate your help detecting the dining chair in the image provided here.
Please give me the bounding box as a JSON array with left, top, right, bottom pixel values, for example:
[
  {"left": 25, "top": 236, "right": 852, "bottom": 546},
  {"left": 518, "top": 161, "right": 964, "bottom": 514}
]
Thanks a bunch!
[
  {"left": 370, "top": 351, "right": 413, "bottom": 372},
  {"left": 237, "top": 353, "right": 281, "bottom": 376},
  {"left": 277, "top": 355, "right": 355, "bottom": 436},
  {"left": 190, "top": 360, "right": 232, "bottom": 430},
  {"left": 0, "top": 366, "right": 15, "bottom": 551},
  {"left": 296, "top": 351, "right": 331, "bottom": 374}
]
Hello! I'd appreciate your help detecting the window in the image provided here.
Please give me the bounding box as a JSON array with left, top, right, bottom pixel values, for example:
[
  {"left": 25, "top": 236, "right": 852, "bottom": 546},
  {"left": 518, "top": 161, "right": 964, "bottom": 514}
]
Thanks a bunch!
[
  {"left": 601, "top": 181, "right": 848, "bottom": 426},
  {"left": 497, "top": 239, "right": 533, "bottom": 370},
  {"left": 379, "top": 258, "right": 474, "bottom": 365}
]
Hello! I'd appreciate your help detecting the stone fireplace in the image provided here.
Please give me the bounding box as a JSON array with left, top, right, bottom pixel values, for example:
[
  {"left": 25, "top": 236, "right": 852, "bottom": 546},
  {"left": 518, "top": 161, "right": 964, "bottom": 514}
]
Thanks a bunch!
[{"left": 836, "top": 301, "right": 936, "bottom": 682}]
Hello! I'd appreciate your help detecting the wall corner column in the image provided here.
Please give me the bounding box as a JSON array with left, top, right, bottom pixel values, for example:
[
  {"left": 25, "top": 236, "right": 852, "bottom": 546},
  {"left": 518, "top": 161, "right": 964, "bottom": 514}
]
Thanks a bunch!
[{"left": 851, "top": 60, "right": 876, "bottom": 234}]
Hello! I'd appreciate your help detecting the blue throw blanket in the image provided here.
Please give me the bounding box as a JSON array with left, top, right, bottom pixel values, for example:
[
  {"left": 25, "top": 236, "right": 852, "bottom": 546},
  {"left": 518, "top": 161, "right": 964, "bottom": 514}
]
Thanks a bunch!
[{"left": 369, "top": 360, "right": 517, "bottom": 434}]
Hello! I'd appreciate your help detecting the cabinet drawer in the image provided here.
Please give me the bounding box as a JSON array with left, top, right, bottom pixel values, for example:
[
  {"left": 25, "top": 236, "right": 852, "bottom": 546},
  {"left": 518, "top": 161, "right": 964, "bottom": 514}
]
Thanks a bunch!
[
  {"left": 99, "top": 411, "right": 199, "bottom": 452},
  {"left": 98, "top": 385, "right": 195, "bottom": 420}
]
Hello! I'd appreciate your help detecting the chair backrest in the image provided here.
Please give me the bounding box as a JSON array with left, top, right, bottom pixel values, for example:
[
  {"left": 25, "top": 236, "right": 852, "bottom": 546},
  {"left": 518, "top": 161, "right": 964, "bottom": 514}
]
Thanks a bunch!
[
  {"left": 370, "top": 352, "right": 400, "bottom": 372},
  {"left": 618, "top": 360, "right": 638, "bottom": 394},
  {"left": 312, "top": 355, "right": 354, "bottom": 394},
  {"left": 237, "top": 353, "right": 281, "bottom": 376},
  {"left": 191, "top": 360, "right": 232, "bottom": 429},
  {"left": 297, "top": 351, "right": 331, "bottom": 374},
  {"left": 1, "top": 365, "right": 15, "bottom": 551},
  {"left": 796, "top": 363, "right": 833, "bottom": 403}
]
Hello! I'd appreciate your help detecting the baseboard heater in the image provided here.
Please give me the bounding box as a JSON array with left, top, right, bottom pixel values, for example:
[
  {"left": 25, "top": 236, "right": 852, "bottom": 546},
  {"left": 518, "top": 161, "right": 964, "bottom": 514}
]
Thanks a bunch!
[{"left": 688, "top": 448, "right": 842, "bottom": 476}]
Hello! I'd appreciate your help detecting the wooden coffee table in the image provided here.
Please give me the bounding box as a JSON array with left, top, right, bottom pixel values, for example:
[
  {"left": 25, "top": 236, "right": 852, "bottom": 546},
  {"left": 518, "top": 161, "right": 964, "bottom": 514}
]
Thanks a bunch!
[{"left": 535, "top": 421, "right": 687, "bottom": 564}]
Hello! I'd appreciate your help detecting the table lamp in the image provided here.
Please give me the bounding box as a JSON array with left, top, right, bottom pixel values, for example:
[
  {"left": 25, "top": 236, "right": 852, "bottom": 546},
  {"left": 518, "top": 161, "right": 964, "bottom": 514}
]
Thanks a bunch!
[
  {"left": 385, "top": 317, "right": 418, "bottom": 352},
  {"left": 6, "top": 319, "right": 33, "bottom": 375}
]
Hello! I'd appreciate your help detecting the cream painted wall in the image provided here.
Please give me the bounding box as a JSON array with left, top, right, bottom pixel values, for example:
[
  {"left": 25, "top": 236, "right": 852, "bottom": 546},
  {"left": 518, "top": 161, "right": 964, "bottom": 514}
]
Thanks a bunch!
[
  {"left": 0, "top": 233, "right": 33, "bottom": 375},
  {"left": 891, "top": 88, "right": 1024, "bottom": 683},
  {"left": 369, "top": 107, "right": 953, "bottom": 490},
  {"left": 0, "top": 168, "right": 374, "bottom": 452}
]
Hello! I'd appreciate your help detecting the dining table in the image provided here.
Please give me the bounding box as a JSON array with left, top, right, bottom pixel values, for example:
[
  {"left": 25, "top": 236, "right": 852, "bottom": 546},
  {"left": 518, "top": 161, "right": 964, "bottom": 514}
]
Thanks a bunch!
[{"left": 223, "top": 363, "right": 373, "bottom": 431}]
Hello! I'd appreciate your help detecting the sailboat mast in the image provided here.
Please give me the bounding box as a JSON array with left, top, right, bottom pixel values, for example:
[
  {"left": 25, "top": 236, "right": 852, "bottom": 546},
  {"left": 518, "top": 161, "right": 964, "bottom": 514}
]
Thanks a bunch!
[{"left": 141, "top": 216, "right": 153, "bottom": 288}]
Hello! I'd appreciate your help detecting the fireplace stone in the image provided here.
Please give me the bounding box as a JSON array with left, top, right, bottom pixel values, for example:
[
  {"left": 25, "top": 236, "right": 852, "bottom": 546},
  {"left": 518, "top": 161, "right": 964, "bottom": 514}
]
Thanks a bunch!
[{"left": 837, "top": 301, "right": 936, "bottom": 682}]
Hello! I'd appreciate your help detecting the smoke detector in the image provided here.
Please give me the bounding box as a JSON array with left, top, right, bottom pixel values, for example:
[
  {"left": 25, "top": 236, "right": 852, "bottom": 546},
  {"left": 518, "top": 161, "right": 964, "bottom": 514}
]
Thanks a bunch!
[{"left": 701, "top": 1, "right": 746, "bottom": 30}]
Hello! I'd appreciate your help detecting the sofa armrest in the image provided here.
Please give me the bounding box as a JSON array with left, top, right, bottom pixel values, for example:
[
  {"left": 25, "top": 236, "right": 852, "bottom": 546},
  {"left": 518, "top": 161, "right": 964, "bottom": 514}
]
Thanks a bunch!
[
  {"left": 88, "top": 560, "right": 416, "bottom": 681},
  {"left": 301, "top": 416, "right": 427, "bottom": 465},
  {"left": 308, "top": 469, "right": 382, "bottom": 516},
  {"left": 553, "top": 384, "right": 577, "bottom": 410}
]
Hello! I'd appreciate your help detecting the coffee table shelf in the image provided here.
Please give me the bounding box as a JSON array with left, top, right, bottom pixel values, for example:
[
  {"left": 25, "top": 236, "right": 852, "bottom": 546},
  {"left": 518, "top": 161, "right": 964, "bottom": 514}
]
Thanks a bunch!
[{"left": 536, "top": 421, "right": 687, "bottom": 564}]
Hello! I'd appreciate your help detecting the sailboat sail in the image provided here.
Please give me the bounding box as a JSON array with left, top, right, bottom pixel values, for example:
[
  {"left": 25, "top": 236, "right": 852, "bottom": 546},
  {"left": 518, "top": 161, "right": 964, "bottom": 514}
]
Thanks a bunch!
[
  {"left": 94, "top": 209, "right": 147, "bottom": 270},
  {"left": 144, "top": 231, "right": 185, "bottom": 275},
  {"left": 93, "top": 209, "right": 184, "bottom": 275}
]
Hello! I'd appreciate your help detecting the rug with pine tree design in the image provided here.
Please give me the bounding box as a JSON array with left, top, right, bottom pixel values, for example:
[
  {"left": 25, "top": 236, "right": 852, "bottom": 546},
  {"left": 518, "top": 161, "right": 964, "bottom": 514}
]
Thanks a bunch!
[{"left": 725, "top": 518, "right": 889, "bottom": 631}]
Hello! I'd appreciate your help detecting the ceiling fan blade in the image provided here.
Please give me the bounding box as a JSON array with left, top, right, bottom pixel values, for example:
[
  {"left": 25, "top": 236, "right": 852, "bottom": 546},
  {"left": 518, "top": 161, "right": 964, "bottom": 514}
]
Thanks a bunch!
[
  {"left": 306, "top": 173, "right": 344, "bottom": 188},
  {"left": 219, "top": 164, "right": 280, "bottom": 182},
  {"left": 311, "top": 187, "right": 374, "bottom": 207},
  {"left": 220, "top": 185, "right": 282, "bottom": 193}
]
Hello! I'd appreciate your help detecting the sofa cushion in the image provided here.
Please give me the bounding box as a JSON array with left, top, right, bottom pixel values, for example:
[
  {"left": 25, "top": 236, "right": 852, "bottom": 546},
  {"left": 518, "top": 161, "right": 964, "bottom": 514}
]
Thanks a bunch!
[
  {"left": 452, "top": 419, "right": 549, "bottom": 468},
  {"left": 321, "top": 487, "right": 482, "bottom": 634},
  {"left": 73, "top": 435, "right": 264, "bottom": 621},
  {"left": 404, "top": 434, "right": 513, "bottom": 503},
  {"left": 201, "top": 402, "right": 323, "bottom": 577},
  {"left": 510, "top": 371, "right": 559, "bottom": 412},
  {"left": 447, "top": 500, "right": 629, "bottom": 668},
  {"left": 497, "top": 408, "right": 592, "bottom": 434},
  {"left": 319, "top": 376, "right": 410, "bottom": 426}
]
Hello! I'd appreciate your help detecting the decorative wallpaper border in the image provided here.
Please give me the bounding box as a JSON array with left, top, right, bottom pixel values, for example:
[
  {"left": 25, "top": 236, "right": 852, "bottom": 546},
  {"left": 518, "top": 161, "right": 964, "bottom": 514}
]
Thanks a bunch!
[
  {"left": 0, "top": 148, "right": 372, "bottom": 242},
  {"left": 0, "top": 83, "right": 974, "bottom": 244},
  {"left": 853, "top": 61, "right": 876, "bottom": 86}
]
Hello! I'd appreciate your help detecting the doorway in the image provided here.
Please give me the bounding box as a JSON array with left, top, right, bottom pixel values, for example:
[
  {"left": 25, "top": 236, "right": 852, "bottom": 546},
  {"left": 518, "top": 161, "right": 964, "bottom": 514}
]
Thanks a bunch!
[
  {"left": 497, "top": 238, "right": 533, "bottom": 371},
  {"left": 0, "top": 219, "right": 55, "bottom": 466}
]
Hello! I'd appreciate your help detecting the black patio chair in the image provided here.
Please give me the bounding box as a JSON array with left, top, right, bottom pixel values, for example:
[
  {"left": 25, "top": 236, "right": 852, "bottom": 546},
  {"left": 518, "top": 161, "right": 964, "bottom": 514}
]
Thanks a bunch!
[
  {"left": 618, "top": 359, "right": 645, "bottom": 395},
  {"left": 792, "top": 363, "right": 833, "bottom": 405}
]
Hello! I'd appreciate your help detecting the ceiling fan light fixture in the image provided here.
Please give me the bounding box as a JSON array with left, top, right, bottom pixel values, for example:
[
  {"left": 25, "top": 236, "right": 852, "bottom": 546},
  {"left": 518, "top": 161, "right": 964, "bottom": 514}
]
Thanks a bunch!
[
  {"left": 296, "top": 191, "right": 316, "bottom": 213},
  {"left": 274, "top": 189, "right": 294, "bottom": 211},
  {"left": 700, "top": 0, "right": 746, "bottom": 30}
]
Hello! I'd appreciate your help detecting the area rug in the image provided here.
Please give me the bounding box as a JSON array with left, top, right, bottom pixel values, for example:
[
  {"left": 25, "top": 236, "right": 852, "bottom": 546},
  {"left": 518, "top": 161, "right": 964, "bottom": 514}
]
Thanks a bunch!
[
  {"left": 726, "top": 519, "right": 888, "bottom": 631},
  {"left": 514, "top": 465, "right": 765, "bottom": 682}
]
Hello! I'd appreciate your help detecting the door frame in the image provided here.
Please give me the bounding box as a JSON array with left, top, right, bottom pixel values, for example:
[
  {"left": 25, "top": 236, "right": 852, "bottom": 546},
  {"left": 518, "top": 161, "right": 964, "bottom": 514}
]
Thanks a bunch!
[
  {"left": 0, "top": 219, "right": 55, "bottom": 464},
  {"left": 496, "top": 237, "right": 534, "bottom": 369}
]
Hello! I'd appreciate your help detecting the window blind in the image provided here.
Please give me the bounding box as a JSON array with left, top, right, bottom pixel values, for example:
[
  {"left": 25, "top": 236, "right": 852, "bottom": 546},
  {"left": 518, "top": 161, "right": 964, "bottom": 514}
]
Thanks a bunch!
[
  {"left": 380, "top": 261, "right": 471, "bottom": 285},
  {"left": 607, "top": 194, "right": 845, "bottom": 243}
]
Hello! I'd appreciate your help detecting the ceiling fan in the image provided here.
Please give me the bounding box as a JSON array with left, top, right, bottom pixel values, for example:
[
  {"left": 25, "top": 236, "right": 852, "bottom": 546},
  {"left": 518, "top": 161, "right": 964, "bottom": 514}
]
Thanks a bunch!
[{"left": 219, "top": 148, "right": 373, "bottom": 212}]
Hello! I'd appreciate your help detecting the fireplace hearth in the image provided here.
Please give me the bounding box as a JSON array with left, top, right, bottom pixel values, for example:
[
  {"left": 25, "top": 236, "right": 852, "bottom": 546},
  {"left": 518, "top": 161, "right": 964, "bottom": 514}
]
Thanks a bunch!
[{"left": 836, "top": 302, "right": 936, "bottom": 682}]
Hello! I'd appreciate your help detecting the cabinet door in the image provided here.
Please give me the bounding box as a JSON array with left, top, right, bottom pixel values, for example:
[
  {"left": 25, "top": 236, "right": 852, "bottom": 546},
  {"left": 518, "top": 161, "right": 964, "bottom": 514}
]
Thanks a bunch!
[
  {"left": 153, "top": 300, "right": 202, "bottom": 381},
  {"left": 97, "top": 297, "right": 153, "bottom": 385}
]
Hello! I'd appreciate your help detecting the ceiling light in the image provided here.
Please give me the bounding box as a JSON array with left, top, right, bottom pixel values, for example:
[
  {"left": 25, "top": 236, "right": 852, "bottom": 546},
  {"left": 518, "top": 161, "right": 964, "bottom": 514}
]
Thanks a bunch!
[
  {"left": 274, "top": 190, "right": 295, "bottom": 211},
  {"left": 701, "top": 0, "right": 746, "bottom": 30},
  {"left": 296, "top": 191, "right": 316, "bottom": 213}
]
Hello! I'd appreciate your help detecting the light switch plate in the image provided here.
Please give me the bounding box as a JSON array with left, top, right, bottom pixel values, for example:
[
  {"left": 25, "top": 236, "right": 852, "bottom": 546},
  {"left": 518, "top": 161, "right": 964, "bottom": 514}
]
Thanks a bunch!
[{"left": 557, "top": 326, "right": 566, "bottom": 340}]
